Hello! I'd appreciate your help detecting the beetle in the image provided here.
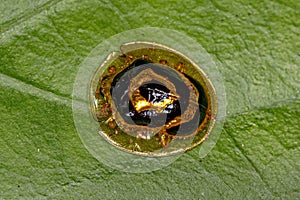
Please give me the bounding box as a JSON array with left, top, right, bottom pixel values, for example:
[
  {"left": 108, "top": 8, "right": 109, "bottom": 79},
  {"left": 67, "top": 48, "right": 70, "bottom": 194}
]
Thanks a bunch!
[{"left": 90, "top": 42, "right": 217, "bottom": 157}]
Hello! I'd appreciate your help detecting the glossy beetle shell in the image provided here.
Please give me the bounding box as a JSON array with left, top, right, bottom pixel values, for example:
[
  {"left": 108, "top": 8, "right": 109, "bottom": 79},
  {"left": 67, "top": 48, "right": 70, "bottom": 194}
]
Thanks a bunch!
[{"left": 90, "top": 42, "right": 218, "bottom": 157}]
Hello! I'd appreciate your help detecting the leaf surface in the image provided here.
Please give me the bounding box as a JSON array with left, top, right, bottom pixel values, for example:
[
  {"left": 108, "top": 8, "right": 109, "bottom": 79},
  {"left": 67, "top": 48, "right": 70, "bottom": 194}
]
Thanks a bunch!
[{"left": 1, "top": 0, "right": 299, "bottom": 199}]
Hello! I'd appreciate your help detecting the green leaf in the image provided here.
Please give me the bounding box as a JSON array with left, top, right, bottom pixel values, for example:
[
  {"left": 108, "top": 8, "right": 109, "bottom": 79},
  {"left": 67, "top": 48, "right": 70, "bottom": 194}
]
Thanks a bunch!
[{"left": 1, "top": 0, "right": 299, "bottom": 199}]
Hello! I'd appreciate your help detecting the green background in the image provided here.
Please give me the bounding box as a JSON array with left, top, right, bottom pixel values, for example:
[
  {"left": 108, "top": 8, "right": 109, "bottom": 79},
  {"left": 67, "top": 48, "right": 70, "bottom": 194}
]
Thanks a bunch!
[{"left": 1, "top": 0, "right": 299, "bottom": 199}]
